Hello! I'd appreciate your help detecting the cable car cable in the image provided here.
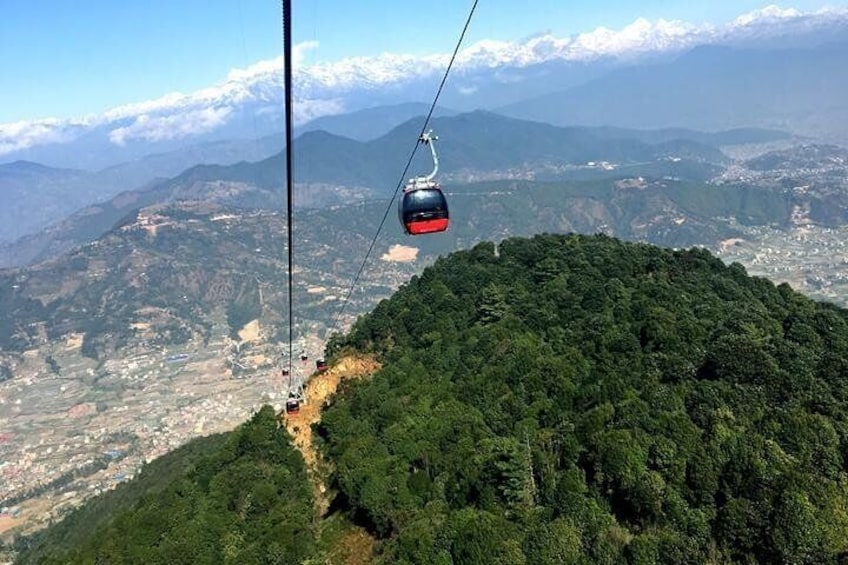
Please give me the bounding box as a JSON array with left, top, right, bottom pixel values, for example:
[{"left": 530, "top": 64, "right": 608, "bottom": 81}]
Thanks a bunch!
[
  {"left": 326, "top": 0, "right": 479, "bottom": 341},
  {"left": 282, "top": 0, "right": 295, "bottom": 376}
]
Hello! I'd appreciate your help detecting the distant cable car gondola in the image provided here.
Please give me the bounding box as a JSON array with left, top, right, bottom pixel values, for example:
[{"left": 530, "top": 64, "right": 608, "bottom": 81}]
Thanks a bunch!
[
  {"left": 316, "top": 359, "right": 328, "bottom": 372},
  {"left": 285, "top": 397, "right": 300, "bottom": 414},
  {"left": 399, "top": 131, "right": 449, "bottom": 235}
]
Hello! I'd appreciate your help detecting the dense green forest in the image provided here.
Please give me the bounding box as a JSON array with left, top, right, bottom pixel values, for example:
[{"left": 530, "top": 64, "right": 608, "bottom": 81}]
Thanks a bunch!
[
  {"left": 15, "top": 233, "right": 848, "bottom": 563},
  {"left": 321, "top": 234, "right": 848, "bottom": 563},
  {"left": 14, "top": 407, "right": 314, "bottom": 564}
]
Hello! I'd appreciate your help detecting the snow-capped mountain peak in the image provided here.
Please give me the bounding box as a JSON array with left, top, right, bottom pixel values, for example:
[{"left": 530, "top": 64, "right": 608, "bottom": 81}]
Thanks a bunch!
[
  {"left": 2, "top": 4, "right": 847, "bottom": 164},
  {"left": 735, "top": 5, "right": 803, "bottom": 26}
]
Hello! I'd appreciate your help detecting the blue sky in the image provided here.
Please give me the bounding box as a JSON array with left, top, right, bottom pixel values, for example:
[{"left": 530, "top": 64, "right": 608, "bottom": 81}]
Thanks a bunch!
[{"left": 0, "top": 1, "right": 841, "bottom": 123}]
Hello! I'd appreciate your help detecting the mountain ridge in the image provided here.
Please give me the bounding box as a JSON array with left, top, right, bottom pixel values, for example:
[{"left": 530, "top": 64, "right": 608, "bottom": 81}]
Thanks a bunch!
[
  {"left": 1, "top": 111, "right": 752, "bottom": 267},
  {"left": 499, "top": 41, "right": 848, "bottom": 140},
  {"left": 0, "top": 171, "right": 809, "bottom": 359}
]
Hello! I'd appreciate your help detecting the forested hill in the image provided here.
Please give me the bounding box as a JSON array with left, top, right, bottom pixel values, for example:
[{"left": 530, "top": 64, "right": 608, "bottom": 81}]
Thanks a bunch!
[
  {"left": 13, "top": 407, "right": 315, "bottom": 564},
  {"left": 322, "top": 234, "right": 848, "bottom": 563},
  {"left": 13, "top": 234, "right": 848, "bottom": 563}
]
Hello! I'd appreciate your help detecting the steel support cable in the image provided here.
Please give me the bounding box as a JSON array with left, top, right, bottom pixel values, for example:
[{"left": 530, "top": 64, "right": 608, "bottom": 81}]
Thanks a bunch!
[
  {"left": 327, "top": 0, "right": 479, "bottom": 342},
  {"left": 282, "top": 0, "right": 295, "bottom": 376}
]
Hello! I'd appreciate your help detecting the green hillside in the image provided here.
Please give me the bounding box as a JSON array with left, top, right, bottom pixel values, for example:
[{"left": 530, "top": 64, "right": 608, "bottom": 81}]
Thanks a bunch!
[
  {"left": 321, "top": 234, "right": 848, "bottom": 563},
  {"left": 1, "top": 177, "right": 794, "bottom": 360},
  {"left": 13, "top": 406, "right": 314, "bottom": 564},
  {"left": 13, "top": 234, "right": 848, "bottom": 563}
]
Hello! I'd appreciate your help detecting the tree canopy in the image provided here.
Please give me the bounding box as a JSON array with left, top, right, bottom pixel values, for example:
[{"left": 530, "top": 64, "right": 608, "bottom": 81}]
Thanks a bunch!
[
  {"left": 321, "top": 233, "right": 848, "bottom": 563},
  {"left": 18, "top": 233, "right": 848, "bottom": 564},
  {"left": 15, "top": 406, "right": 314, "bottom": 564}
]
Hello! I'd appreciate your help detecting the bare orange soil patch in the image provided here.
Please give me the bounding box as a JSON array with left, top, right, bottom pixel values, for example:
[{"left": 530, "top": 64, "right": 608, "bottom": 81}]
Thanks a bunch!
[
  {"left": 238, "top": 319, "right": 261, "bottom": 343},
  {"left": 719, "top": 237, "right": 745, "bottom": 252},
  {"left": 283, "top": 355, "right": 381, "bottom": 562},
  {"left": 0, "top": 516, "right": 19, "bottom": 535},
  {"left": 284, "top": 355, "right": 380, "bottom": 470},
  {"left": 380, "top": 244, "right": 419, "bottom": 263},
  {"left": 64, "top": 333, "right": 83, "bottom": 351},
  {"left": 67, "top": 402, "right": 97, "bottom": 418}
]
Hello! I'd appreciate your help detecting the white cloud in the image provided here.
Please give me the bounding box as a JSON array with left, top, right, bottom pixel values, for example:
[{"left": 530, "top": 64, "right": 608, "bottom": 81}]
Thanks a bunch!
[
  {"left": 225, "top": 40, "right": 318, "bottom": 83},
  {"left": 102, "top": 92, "right": 190, "bottom": 122},
  {"left": 734, "top": 5, "right": 802, "bottom": 26},
  {"left": 565, "top": 17, "right": 706, "bottom": 59},
  {"left": 293, "top": 97, "right": 346, "bottom": 123},
  {"left": 108, "top": 106, "right": 234, "bottom": 145},
  {"left": 0, "top": 118, "right": 89, "bottom": 154},
  {"left": 226, "top": 56, "right": 284, "bottom": 84},
  {"left": 1, "top": 5, "right": 847, "bottom": 157}
]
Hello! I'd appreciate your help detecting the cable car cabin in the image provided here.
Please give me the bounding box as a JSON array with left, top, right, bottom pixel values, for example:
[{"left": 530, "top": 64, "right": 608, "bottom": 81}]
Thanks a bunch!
[
  {"left": 285, "top": 398, "right": 300, "bottom": 414},
  {"left": 281, "top": 368, "right": 290, "bottom": 377},
  {"left": 399, "top": 187, "right": 449, "bottom": 235},
  {"left": 316, "top": 359, "right": 328, "bottom": 372},
  {"left": 300, "top": 352, "right": 308, "bottom": 361}
]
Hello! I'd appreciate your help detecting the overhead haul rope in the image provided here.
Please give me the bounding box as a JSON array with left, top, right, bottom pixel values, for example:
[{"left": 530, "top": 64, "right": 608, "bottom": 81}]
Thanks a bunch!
[
  {"left": 327, "top": 0, "right": 479, "bottom": 342},
  {"left": 282, "top": 0, "right": 295, "bottom": 375}
]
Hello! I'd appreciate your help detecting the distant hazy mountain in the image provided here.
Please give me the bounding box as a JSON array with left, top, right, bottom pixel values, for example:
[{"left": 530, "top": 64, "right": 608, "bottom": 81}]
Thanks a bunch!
[
  {"left": 3, "top": 104, "right": 785, "bottom": 250},
  {"left": 578, "top": 126, "right": 791, "bottom": 147},
  {"left": 744, "top": 143, "right": 848, "bottom": 171},
  {"left": 0, "top": 177, "right": 167, "bottom": 269},
  {"left": 101, "top": 136, "right": 284, "bottom": 180},
  {"left": 297, "top": 103, "right": 457, "bottom": 141},
  {"left": 500, "top": 42, "right": 848, "bottom": 141},
  {"left": 0, "top": 105, "right": 438, "bottom": 243},
  {"left": 123, "top": 110, "right": 740, "bottom": 200},
  {"left": 4, "top": 131, "right": 284, "bottom": 177},
  {"left": 0, "top": 161, "right": 92, "bottom": 243},
  {"left": 0, "top": 104, "right": 454, "bottom": 247},
  {"left": 0, "top": 137, "right": 288, "bottom": 246},
  {"left": 0, "top": 111, "right": 750, "bottom": 268}
]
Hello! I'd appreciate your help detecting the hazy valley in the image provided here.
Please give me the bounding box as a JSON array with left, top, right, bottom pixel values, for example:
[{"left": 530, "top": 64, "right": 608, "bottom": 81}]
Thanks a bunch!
[{"left": 4, "top": 130, "right": 848, "bottom": 539}]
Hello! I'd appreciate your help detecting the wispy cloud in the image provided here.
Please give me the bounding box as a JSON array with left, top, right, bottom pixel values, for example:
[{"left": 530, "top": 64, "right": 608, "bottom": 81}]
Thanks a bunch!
[
  {"left": 734, "top": 5, "right": 802, "bottom": 26},
  {"left": 1, "top": 5, "right": 846, "bottom": 157},
  {"left": 0, "top": 118, "right": 89, "bottom": 155},
  {"left": 108, "top": 107, "right": 234, "bottom": 145}
]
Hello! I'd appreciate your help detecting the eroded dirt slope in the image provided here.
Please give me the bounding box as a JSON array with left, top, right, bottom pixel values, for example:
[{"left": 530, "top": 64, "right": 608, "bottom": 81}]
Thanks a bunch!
[{"left": 282, "top": 354, "right": 381, "bottom": 564}]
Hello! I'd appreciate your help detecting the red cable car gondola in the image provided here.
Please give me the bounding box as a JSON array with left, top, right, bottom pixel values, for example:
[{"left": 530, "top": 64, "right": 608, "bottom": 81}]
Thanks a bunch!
[
  {"left": 400, "top": 187, "right": 449, "bottom": 235},
  {"left": 399, "top": 130, "right": 449, "bottom": 236},
  {"left": 316, "top": 359, "right": 328, "bottom": 372}
]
